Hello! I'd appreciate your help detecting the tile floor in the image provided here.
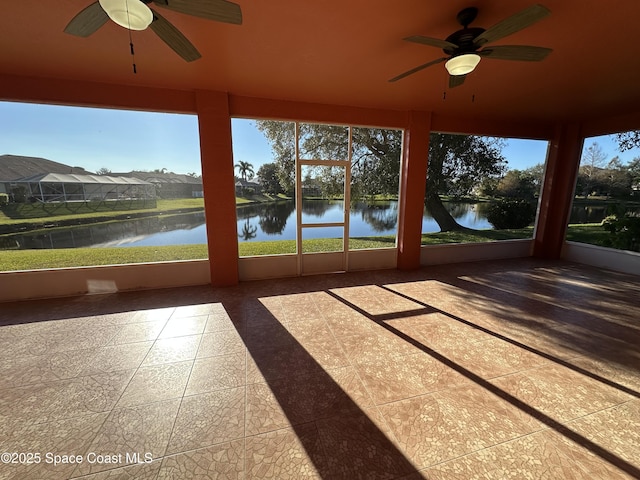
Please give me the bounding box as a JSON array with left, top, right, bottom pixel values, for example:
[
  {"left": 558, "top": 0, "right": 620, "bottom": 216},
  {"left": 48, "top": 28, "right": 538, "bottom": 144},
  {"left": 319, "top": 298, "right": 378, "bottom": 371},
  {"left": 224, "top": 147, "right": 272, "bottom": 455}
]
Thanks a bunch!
[{"left": 0, "top": 258, "right": 638, "bottom": 479}]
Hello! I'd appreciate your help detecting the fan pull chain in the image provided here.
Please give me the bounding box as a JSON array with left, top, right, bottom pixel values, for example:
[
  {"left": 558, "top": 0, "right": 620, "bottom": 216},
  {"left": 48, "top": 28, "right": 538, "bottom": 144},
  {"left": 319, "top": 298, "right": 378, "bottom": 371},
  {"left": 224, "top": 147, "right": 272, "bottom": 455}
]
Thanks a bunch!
[
  {"left": 125, "top": 0, "right": 137, "bottom": 74},
  {"left": 130, "top": 40, "right": 137, "bottom": 74}
]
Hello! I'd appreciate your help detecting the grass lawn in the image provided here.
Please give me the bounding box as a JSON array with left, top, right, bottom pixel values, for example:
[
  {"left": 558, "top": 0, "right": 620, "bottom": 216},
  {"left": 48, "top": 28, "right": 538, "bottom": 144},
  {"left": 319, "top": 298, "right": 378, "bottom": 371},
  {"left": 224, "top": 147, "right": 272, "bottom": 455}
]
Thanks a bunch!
[
  {"left": 0, "top": 237, "right": 396, "bottom": 271},
  {"left": 0, "top": 224, "right": 612, "bottom": 272},
  {"left": 0, "top": 196, "right": 282, "bottom": 226},
  {"left": 0, "top": 244, "right": 210, "bottom": 271},
  {"left": 421, "top": 227, "right": 534, "bottom": 245},
  {"left": 0, "top": 198, "right": 205, "bottom": 227},
  {"left": 565, "top": 223, "right": 612, "bottom": 246}
]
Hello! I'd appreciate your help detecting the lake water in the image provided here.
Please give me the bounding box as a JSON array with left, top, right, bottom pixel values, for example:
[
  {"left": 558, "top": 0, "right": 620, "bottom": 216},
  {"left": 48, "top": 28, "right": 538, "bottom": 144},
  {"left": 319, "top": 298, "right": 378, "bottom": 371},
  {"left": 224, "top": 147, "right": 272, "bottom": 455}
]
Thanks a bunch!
[
  {"left": 2, "top": 200, "right": 633, "bottom": 250},
  {"left": 236, "top": 200, "right": 493, "bottom": 242}
]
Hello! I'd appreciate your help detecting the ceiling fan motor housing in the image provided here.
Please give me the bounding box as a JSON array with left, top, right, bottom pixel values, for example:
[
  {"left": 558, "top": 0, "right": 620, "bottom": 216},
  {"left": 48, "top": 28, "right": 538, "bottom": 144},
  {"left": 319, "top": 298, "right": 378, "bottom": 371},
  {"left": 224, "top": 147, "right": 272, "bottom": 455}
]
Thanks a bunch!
[{"left": 444, "top": 27, "right": 485, "bottom": 55}]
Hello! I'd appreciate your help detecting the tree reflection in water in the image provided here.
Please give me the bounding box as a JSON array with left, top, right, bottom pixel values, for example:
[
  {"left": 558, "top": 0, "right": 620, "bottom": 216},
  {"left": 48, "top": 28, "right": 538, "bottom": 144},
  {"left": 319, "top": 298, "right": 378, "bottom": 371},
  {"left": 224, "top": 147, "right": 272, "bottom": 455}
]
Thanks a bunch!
[
  {"left": 258, "top": 201, "right": 295, "bottom": 235},
  {"left": 352, "top": 201, "right": 397, "bottom": 232},
  {"left": 238, "top": 219, "right": 258, "bottom": 241},
  {"left": 301, "top": 199, "right": 335, "bottom": 218}
]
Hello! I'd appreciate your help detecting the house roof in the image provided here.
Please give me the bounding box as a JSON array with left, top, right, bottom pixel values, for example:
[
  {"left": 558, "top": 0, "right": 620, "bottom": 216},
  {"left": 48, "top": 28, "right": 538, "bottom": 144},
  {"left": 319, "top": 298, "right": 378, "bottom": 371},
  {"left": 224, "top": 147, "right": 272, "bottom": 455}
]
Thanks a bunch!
[
  {"left": 235, "top": 179, "right": 261, "bottom": 187},
  {"left": 0, "top": 154, "right": 90, "bottom": 181},
  {"left": 15, "top": 173, "right": 152, "bottom": 185},
  {"left": 1, "top": 1, "right": 640, "bottom": 133},
  {"left": 119, "top": 171, "right": 203, "bottom": 185}
]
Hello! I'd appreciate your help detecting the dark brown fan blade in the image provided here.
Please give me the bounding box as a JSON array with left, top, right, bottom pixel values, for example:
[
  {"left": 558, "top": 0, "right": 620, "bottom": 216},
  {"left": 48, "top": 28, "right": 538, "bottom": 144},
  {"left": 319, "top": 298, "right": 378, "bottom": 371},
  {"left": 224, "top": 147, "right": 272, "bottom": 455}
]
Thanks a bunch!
[
  {"left": 64, "top": 2, "right": 109, "bottom": 37},
  {"left": 150, "top": 10, "right": 201, "bottom": 62},
  {"left": 480, "top": 45, "right": 552, "bottom": 61},
  {"left": 449, "top": 75, "right": 466, "bottom": 88},
  {"left": 152, "top": 0, "right": 242, "bottom": 25},
  {"left": 389, "top": 57, "right": 447, "bottom": 82},
  {"left": 404, "top": 35, "right": 457, "bottom": 50},
  {"left": 473, "top": 4, "right": 550, "bottom": 46}
]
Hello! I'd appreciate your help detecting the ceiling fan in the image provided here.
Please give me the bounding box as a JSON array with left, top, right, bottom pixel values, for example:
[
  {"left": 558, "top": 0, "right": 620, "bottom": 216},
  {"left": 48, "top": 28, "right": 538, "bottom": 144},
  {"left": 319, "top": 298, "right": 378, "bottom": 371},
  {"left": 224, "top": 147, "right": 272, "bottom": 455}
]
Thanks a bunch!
[
  {"left": 390, "top": 4, "right": 552, "bottom": 87},
  {"left": 64, "top": 0, "right": 242, "bottom": 62}
]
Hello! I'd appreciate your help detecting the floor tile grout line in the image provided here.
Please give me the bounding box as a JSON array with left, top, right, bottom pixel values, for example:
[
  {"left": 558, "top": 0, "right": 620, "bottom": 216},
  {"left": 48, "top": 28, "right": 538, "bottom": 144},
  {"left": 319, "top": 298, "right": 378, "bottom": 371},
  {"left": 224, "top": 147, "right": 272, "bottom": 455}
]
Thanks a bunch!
[
  {"left": 2, "top": 262, "right": 637, "bottom": 479},
  {"left": 378, "top": 284, "right": 640, "bottom": 399},
  {"left": 459, "top": 274, "right": 640, "bottom": 332},
  {"left": 560, "top": 397, "right": 638, "bottom": 425},
  {"left": 75, "top": 315, "right": 172, "bottom": 477},
  {"left": 325, "top": 288, "right": 640, "bottom": 479},
  {"left": 312, "top": 291, "right": 408, "bottom": 448},
  {"left": 422, "top": 424, "right": 557, "bottom": 471},
  {"left": 162, "top": 317, "right": 210, "bottom": 461}
]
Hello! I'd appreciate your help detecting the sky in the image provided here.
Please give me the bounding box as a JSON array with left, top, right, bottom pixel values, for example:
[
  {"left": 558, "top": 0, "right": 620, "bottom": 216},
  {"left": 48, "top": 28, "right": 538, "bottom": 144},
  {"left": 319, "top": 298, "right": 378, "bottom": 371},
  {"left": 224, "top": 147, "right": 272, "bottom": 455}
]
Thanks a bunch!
[{"left": 1, "top": 101, "right": 638, "bottom": 176}]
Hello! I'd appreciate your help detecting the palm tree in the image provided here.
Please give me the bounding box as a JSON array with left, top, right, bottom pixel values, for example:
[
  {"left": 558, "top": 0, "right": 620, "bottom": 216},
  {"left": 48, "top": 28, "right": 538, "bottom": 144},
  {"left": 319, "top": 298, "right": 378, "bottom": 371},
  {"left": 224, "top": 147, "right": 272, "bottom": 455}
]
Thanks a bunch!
[{"left": 234, "top": 161, "right": 254, "bottom": 181}]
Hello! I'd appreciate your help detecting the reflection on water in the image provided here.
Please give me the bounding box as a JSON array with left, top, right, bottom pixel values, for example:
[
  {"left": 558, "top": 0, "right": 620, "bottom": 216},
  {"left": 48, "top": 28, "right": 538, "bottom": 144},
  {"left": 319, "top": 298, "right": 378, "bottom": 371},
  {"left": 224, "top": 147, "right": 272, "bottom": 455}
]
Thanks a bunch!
[
  {"left": 235, "top": 200, "right": 493, "bottom": 240},
  {"left": 4, "top": 201, "right": 634, "bottom": 250},
  {"left": 4, "top": 212, "right": 206, "bottom": 250}
]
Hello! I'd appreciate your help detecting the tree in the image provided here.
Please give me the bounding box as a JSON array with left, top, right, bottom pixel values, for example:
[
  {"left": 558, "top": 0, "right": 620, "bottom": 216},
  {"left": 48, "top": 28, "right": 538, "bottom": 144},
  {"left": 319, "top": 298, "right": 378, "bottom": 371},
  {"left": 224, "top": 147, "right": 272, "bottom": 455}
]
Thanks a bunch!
[
  {"left": 495, "top": 169, "right": 538, "bottom": 199},
  {"left": 256, "top": 121, "right": 506, "bottom": 232},
  {"left": 522, "top": 163, "right": 545, "bottom": 191},
  {"left": 350, "top": 127, "right": 402, "bottom": 201},
  {"left": 604, "top": 156, "right": 632, "bottom": 198},
  {"left": 234, "top": 160, "right": 254, "bottom": 181},
  {"left": 426, "top": 134, "right": 506, "bottom": 231},
  {"left": 628, "top": 158, "right": 640, "bottom": 195},
  {"left": 96, "top": 167, "right": 112, "bottom": 175},
  {"left": 579, "top": 142, "right": 607, "bottom": 197},
  {"left": 615, "top": 131, "right": 640, "bottom": 152},
  {"left": 256, "top": 121, "right": 402, "bottom": 198},
  {"left": 256, "top": 163, "right": 282, "bottom": 195}
]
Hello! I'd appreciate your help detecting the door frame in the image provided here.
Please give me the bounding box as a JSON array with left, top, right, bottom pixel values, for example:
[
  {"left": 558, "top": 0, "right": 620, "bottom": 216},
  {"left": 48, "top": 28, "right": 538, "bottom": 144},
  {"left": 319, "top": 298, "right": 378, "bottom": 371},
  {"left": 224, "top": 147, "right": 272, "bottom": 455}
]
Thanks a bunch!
[{"left": 295, "top": 122, "right": 352, "bottom": 275}]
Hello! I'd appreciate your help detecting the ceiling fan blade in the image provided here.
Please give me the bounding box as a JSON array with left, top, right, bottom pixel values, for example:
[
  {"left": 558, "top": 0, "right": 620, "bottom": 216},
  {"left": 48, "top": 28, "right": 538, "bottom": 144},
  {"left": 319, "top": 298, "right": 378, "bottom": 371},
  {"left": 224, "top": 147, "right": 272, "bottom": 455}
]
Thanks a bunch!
[
  {"left": 404, "top": 35, "right": 457, "bottom": 50},
  {"left": 64, "top": 2, "right": 109, "bottom": 37},
  {"left": 480, "top": 45, "right": 552, "bottom": 61},
  {"left": 449, "top": 75, "right": 466, "bottom": 88},
  {"left": 152, "top": 0, "right": 242, "bottom": 25},
  {"left": 389, "top": 57, "right": 447, "bottom": 82},
  {"left": 473, "top": 4, "right": 550, "bottom": 46},
  {"left": 150, "top": 11, "right": 202, "bottom": 62}
]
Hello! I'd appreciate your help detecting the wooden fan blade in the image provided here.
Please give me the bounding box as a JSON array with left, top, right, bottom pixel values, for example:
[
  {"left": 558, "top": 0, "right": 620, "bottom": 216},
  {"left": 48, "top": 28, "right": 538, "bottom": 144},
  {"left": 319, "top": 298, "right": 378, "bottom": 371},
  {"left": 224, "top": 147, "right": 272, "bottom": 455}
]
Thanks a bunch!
[
  {"left": 150, "top": 11, "right": 202, "bottom": 62},
  {"left": 152, "top": 0, "right": 242, "bottom": 25},
  {"left": 64, "top": 2, "right": 109, "bottom": 37},
  {"left": 404, "top": 35, "right": 457, "bottom": 50},
  {"left": 473, "top": 4, "right": 550, "bottom": 46},
  {"left": 389, "top": 57, "right": 447, "bottom": 82},
  {"left": 480, "top": 45, "right": 552, "bottom": 61},
  {"left": 449, "top": 75, "right": 466, "bottom": 88}
]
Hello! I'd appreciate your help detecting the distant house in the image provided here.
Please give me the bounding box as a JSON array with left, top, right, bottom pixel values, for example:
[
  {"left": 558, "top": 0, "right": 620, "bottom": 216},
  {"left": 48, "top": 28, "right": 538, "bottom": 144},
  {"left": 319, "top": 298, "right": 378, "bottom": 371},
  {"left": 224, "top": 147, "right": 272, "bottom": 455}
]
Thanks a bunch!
[
  {"left": 235, "top": 179, "right": 262, "bottom": 196},
  {"left": 0, "top": 155, "right": 153, "bottom": 202},
  {"left": 0, "top": 154, "right": 89, "bottom": 196},
  {"left": 8, "top": 173, "right": 154, "bottom": 203},
  {"left": 0, "top": 154, "right": 91, "bottom": 178},
  {"left": 116, "top": 171, "right": 203, "bottom": 199}
]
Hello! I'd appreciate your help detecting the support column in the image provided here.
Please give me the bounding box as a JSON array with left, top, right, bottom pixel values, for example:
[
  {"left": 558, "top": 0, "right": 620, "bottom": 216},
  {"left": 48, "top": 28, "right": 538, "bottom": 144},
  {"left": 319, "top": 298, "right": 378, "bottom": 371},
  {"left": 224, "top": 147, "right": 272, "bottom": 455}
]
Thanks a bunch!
[
  {"left": 533, "top": 122, "right": 583, "bottom": 259},
  {"left": 196, "top": 90, "right": 239, "bottom": 286},
  {"left": 397, "top": 111, "right": 431, "bottom": 270}
]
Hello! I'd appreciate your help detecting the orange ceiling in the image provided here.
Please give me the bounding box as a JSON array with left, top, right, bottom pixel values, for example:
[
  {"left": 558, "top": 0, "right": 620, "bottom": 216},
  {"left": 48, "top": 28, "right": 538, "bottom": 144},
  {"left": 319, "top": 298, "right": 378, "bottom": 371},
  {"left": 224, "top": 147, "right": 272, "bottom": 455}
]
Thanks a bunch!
[{"left": 1, "top": 0, "right": 640, "bottom": 127}]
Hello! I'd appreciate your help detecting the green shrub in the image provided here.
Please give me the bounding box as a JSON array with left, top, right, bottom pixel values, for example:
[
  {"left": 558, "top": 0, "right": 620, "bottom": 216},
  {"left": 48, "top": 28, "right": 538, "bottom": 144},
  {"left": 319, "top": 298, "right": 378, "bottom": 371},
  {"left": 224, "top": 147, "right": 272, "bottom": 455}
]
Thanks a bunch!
[
  {"left": 486, "top": 198, "right": 536, "bottom": 229},
  {"left": 601, "top": 212, "right": 640, "bottom": 252}
]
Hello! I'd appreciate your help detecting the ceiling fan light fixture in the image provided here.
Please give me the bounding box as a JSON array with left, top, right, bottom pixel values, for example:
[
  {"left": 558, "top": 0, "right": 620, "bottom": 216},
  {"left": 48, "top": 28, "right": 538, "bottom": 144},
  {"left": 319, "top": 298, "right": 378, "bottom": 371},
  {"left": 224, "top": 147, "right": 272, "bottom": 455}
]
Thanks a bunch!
[
  {"left": 445, "top": 53, "right": 481, "bottom": 76},
  {"left": 99, "top": 0, "right": 153, "bottom": 31}
]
